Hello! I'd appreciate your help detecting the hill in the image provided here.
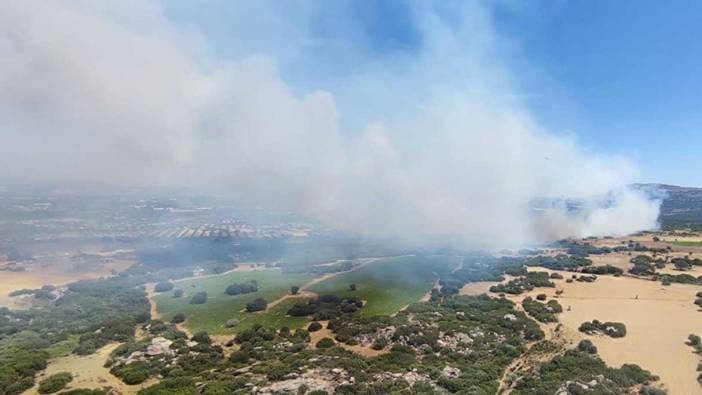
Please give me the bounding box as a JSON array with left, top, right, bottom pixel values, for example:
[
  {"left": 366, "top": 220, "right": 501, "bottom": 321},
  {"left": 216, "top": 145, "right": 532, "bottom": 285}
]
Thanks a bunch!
[{"left": 634, "top": 183, "right": 702, "bottom": 230}]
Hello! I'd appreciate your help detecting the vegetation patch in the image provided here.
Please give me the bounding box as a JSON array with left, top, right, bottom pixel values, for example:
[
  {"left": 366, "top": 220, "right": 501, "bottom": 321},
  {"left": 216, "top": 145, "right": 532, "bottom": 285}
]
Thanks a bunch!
[
  {"left": 225, "top": 281, "right": 258, "bottom": 296},
  {"left": 489, "top": 272, "right": 554, "bottom": 295},
  {"left": 38, "top": 372, "right": 72, "bottom": 394},
  {"left": 581, "top": 264, "right": 623, "bottom": 276},
  {"left": 288, "top": 295, "right": 364, "bottom": 320},
  {"left": 579, "top": 320, "right": 627, "bottom": 338},
  {"left": 513, "top": 349, "right": 659, "bottom": 394},
  {"left": 522, "top": 297, "right": 562, "bottom": 323}
]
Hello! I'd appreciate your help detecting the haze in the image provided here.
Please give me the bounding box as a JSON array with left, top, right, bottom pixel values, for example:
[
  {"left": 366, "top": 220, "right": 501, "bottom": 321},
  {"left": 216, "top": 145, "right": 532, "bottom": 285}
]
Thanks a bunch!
[{"left": 0, "top": 1, "right": 660, "bottom": 247}]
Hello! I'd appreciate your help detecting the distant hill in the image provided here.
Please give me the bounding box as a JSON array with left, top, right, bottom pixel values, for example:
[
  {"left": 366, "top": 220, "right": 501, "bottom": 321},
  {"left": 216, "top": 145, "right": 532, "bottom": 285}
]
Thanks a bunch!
[{"left": 634, "top": 183, "right": 702, "bottom": 230}]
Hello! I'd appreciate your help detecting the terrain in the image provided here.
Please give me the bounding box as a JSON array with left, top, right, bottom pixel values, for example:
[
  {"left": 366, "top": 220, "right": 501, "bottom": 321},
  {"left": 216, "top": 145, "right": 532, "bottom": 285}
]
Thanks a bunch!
[{"left": 5, "top": 186, "right": 702, "bottom": 394}]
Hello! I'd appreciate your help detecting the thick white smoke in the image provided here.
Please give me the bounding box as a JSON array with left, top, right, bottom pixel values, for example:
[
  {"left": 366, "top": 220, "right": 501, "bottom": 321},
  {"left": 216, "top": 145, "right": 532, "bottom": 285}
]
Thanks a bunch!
[{"left": 0, "top": 1, "right": 660, "bottom": 247}]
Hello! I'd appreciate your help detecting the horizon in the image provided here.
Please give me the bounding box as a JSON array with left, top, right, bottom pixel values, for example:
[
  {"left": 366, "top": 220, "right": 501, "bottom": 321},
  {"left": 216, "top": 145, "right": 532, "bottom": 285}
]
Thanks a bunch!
[{"left": 1, "top": 1, "right": 698, "bottom": 245}]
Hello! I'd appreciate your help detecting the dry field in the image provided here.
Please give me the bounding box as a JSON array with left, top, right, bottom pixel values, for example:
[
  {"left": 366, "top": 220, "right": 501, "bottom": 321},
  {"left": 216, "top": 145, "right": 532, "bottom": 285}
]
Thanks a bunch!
[
  {"left": 458, "top": 281, "right": 498, "bottom": 296},
  {"left": 0, "top": 257, "right": 133, "bottom": 309},
  {"left": 25, "top": 343, "right": 156, "bottom": 395},
  {"left": 497, "top": 268, "right": 702, "bottom": 395}
]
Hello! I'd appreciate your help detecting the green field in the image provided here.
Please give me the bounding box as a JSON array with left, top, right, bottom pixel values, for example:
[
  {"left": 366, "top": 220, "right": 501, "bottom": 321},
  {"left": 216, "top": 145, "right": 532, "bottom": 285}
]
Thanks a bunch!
[
  {"left": 309, "top": 255, "right": 459, "bottom": 316},
  {"left": 153, "top": 269, "right": 313, "bottom": 335}
]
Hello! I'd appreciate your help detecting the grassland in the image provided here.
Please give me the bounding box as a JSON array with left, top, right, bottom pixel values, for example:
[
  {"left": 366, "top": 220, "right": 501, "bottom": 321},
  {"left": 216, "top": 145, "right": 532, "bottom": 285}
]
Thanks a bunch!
[
  {"left": 309, "top": 255, "right": 459, "bottom": 316},
  {"left": 153, "top": 269, "right": 313, "bottom": 335}
]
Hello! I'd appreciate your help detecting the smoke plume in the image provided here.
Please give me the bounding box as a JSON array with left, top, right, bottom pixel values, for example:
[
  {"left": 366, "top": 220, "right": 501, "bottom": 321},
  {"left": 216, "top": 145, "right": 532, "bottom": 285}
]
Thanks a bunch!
[{"left": 0, "top": 1, "right": 660, "bottom": 247}]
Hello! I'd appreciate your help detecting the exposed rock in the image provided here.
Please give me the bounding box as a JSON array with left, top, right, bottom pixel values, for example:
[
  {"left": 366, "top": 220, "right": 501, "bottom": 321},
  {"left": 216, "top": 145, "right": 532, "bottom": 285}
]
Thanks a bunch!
[
  {"left": 441, "top": 365, "right": 462, "bottom": 379},
  {"left": 256, "top": 368, "right": 349, "bottom": 394},
  {"left": 226, "top": 319, "right": 240, "bottom": 328},
  {"left": 403, "top": 371, "right": 430, "bottom": 386},
  {"left": 146, "top": 337, "right": 174, "bottom": 356}
]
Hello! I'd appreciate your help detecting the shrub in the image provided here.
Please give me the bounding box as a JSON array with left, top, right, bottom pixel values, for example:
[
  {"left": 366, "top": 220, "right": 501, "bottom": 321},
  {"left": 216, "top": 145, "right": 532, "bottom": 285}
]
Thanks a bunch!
[
  {"left": 38, "top": 372, "right": 72, "bottom": 394},
  {"left": 229, "top": 350, "right": 249, "bottom": 364},
  {"left": 154, "top": 282, "right": 174, "bottom": 293},
  {"left": 372, "top": 338, "right": 387, "bottom": 350},
  {"left": 138, "top": 377, "right": 196, "bottom": 395},
  {"left": 122, "top": 370, "right": 149, "bottom": 385},
  {"left": 245, "top": 298, "right": 267, "bottom": 312},
  {"left": 190, "top": 291, "right": 207, "bottom": 304},
  {"left": 581, "top": 265, "right": 623, "bottom": 276},
  {"left": 171, "top": 313, "right": 186, "bottom": 324},
  {"left": 225, "top": 281, "right": 258, "bottom": 296},
  {"left": 577, "top": 339, "right": 597, "bottom": 354},
  {"left": 522, "top": 297, "right": 562, "bottom": 323},
  {"left": 291, "top": 286, "right": 300, "bottom": 295},
  {"left": 579, "top": 320, "right": 627, "bottom": 338},
  {"left": 307, "top": 321, "right": 323, "bottom": 332},
  {"left": 173, "top": 289, "right": 184, "bottom": 298},
  {"left": 58, "top": 390, "right": 107, "bottom": 395},
  {"left": 316, "top": 338, "right": 335, "bottom": 348},
  {"left": 191, "top": 331, "right": 212, "bottom": 344}
]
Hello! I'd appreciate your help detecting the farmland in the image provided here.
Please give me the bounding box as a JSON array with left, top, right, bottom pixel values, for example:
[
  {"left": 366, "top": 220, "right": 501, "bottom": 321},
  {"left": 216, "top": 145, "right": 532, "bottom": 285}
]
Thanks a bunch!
[
  {"left": 308, "top": 255, "right": 459, "bottom": 316},
  {"left": 152, "top": 269, "right": 313, "bottom": 334}
]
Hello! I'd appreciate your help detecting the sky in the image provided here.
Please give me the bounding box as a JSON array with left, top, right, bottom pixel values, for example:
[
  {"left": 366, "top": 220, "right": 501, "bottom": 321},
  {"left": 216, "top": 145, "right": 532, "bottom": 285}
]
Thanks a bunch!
[
  {"left": 163, "top": 0, "right": 702, "bottom": 187},
  {"left": 0, "top": 1, "right": 668, "bottom": 246}
]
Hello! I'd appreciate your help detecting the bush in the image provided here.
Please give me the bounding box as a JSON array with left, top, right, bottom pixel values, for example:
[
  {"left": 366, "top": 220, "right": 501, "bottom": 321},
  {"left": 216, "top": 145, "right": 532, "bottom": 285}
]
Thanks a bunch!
[
  {"left": 316, "top": 338, "right": 335, "bottom": 348},
  {"left": 38, "top": 372, "right": 72, "bottom": 394},
  {"left": 154, "top": 282, "right": 174, "bottom": 293},
  {"left": 191, "top": 331, "right": 212, "bottom": 344},
  {"left": 225, "top": 281, "right": 258, "bottom": 296},
  {"left": 173, "top": 289, "right": 184, "bottom": 298},
  {"left": 372, "top": 338, "right": 387, "bottom": 350},
  {"left": 121, "top": 369, "right": 149, "bottom": 385},
  {"left": 58, "top": 390, "right": 107, "bottom": 395},
  {"left": 581, "top": 264, "right": 623, "bottom": 276},
  {"left": 579, "top": 320, "right": 627, "bottom": 338},
  {"left": 307, "top": 321, "right": 323, "bottom": 332},
  {"left": 522, "top": 297, "right": 562, "bottom": 323},
  {"left": 138, "top": 377, "right": 196, "bottom": 395},
  {"left": 229, "top": 350, "right": 249, "bottom": 364},
  {"left": 190, "top": 292, "right": 208, "bottom": 305},
  {"left": 577, "top": 339, "right": 597, "bottom": 354},
  {"left": 245, "top": 298, "right": 267, "bottom": 312},
  {"left": 536, "top": 294, "right": 547, "bottom": 301},
  {"left": 291, "top": 286, "right": 300, "bottom": 295},
  {"left": 171, "top": 313, "right": 186, "bottom": 324}
]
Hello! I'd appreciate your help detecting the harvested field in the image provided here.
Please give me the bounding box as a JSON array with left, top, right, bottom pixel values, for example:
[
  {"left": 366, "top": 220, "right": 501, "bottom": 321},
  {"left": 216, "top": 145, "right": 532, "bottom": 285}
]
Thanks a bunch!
[{"left": 499, "top": 267, "right": 702, "bottom": 395}]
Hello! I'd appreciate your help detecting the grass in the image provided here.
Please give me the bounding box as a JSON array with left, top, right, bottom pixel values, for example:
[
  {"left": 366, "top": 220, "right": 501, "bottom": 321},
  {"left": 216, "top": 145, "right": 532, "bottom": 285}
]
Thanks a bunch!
[
  {"left": 231, "top": 297, "right": 311, "bottom": 330},
  {"left": 309, "top": 255, "right": 459, "bottom": 316},
  {"left": 45, "top": 335, "right": 79, "bottom": 358},
  {"left": 153, "top": 269, "right": 313, "bottom": 335}
]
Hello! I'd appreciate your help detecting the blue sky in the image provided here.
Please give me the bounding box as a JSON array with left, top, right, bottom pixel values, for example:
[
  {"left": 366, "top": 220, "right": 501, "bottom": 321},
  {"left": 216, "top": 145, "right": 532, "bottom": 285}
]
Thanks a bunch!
[{"left": 163, "top": 0, "right": 702, "bottom": 187}]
